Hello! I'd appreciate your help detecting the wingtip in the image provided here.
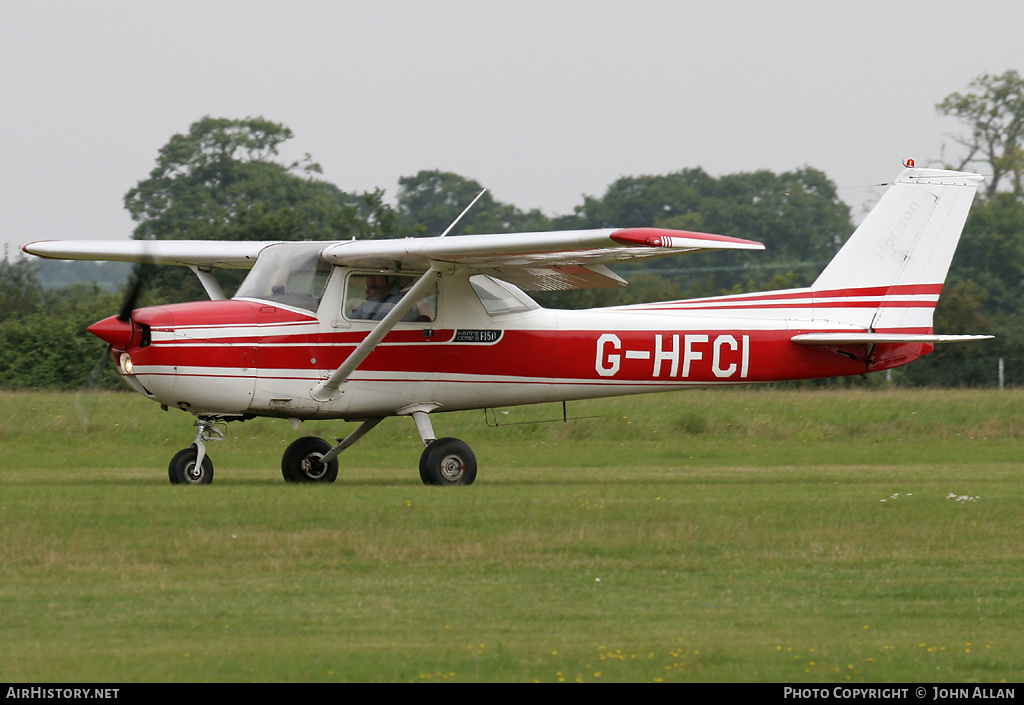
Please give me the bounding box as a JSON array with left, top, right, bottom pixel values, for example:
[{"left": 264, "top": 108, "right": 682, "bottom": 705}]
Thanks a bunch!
[
  {"left": 611, "top": 227, "right": 764, "bottom": 250},
  {"left": 21, "top": 241, "right": 58, "bottom": 258}
]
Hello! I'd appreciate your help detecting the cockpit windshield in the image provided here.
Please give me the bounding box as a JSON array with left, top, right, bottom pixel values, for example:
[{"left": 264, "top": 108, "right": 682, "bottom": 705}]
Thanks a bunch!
[{"left": 234, "top": 243, "right": 332, "bottom": 312}]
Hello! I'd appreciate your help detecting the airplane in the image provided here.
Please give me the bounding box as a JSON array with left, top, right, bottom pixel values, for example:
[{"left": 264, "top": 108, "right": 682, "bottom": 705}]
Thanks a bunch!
[{"left": 23, "top": 163, "right": 990, "bottom": 486}]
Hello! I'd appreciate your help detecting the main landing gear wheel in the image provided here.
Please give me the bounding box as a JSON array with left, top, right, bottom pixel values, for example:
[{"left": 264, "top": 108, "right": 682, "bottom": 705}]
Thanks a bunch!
[
  {"left": 419, "top": 437, "right": 477, "bottom": 486},
  {"left": 282, "top": 436, "right": 339, "bottom": 483},
  {"left": 168, "top": 447, "right": 214, "bottom": 485}
]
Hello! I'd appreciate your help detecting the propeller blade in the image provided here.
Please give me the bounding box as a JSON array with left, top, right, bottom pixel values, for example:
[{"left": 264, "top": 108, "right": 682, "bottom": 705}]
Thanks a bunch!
[{"left": 117, "top": 264, "right": 149, "bottom": 322}]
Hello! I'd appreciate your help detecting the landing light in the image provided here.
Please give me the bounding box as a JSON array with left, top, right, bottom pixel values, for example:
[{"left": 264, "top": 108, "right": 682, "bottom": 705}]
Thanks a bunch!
[{"left": 120, "top": 353, "right": 134, "bottom": 375}]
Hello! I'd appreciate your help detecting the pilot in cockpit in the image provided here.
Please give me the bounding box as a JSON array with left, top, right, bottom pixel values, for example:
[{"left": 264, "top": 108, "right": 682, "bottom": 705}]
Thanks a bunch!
[{"left": 349, "top": 275, "right": 406, "bottom": 320}]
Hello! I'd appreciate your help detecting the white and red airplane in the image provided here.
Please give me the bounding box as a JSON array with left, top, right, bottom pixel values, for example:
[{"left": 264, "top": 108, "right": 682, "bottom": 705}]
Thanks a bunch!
[{"left": 24, "top": 164, "right": 989, "bottom": 486}]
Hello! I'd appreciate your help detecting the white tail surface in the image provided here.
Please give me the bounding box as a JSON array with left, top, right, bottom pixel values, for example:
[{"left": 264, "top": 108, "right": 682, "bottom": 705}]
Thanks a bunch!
[{"left": 811, "top": 167, "right": 983, "bottom": 332}]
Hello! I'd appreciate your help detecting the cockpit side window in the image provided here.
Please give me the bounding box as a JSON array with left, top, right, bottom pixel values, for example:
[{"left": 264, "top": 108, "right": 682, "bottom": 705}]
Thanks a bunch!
[
  {"left": 234, "top": 243, "right": 332, "bottom": 312},
  {"left": 345, "top": 273, "right": 438, "bottom": 322}
]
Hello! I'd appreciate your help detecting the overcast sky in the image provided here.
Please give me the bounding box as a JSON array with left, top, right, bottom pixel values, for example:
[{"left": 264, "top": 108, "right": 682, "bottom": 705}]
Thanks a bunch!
[{"left": 3, "top": 0, "right": 1022, "bottom": 259}]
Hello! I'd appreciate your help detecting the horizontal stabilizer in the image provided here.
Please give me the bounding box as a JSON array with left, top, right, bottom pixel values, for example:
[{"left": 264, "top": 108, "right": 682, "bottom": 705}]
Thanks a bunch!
[{"left": 791, "top": 332, "right": 994, "bottom": 345}]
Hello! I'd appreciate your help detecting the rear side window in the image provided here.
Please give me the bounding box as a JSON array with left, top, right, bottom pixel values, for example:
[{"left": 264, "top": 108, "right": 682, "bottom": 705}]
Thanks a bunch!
[{"left": 469, "top": 275, "right": 538, "bottom": 315}]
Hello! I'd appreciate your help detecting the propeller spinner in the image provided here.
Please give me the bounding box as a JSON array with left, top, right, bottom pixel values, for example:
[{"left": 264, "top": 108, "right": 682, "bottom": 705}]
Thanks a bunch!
[{"left": 87, "top": 264, "right": 148, "bottom": 350}]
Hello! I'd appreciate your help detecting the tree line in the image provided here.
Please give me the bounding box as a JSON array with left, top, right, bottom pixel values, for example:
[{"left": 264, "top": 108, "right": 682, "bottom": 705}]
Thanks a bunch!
[{"left": 3, "top": 71, "right": 1023, "bottom": 390}]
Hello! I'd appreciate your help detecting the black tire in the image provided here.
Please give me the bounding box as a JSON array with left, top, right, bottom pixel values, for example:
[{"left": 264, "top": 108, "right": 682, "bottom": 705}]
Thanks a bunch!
[
  {"left": 282, "top": 436, "right": 338, "bottom": 483},
  {"left": 419, "top": 437, "right": 477, "bottom": 486},
  {"left": 168, "top": 447, "right": 214, "bottom": 485}
]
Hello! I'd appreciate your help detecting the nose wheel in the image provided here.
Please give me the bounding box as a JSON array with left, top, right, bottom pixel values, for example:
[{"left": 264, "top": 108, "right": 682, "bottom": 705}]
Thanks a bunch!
[{"left": 168, "top": 447, "right": 214, "bottom": 484}]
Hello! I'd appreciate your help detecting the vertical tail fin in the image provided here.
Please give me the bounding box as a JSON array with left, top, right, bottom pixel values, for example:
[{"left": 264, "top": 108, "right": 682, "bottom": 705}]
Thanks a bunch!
[{"left": 811, "top": 166, "right": 983, "bottom": 333}]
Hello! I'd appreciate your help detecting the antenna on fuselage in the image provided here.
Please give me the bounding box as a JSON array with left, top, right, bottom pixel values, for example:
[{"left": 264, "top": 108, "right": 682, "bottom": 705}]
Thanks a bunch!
[{"left": 438, "top": 189, "right": 487, "bottom": 237}]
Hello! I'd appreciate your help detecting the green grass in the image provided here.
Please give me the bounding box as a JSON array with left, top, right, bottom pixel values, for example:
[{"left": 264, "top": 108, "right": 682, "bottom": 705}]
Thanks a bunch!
[{"left": 1, "top": 388, "right": 1022, "bottom": 682}]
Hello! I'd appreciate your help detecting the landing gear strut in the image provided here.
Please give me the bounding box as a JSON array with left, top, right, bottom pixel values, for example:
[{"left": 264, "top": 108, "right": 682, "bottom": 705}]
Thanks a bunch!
[
  {"left": 168, "top": 416, "right": 222, "bottom": 484},
  {"left": 292, "top": 409, "right": 477, "bottom": 485},
  {"left": 407, "top": 409, "right": 476, "bottom": 486}
]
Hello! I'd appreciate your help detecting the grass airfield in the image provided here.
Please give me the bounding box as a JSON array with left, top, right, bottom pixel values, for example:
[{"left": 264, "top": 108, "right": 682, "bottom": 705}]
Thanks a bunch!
[{"left": 1, "top": 388, "right": 1022, "bottom": 683}]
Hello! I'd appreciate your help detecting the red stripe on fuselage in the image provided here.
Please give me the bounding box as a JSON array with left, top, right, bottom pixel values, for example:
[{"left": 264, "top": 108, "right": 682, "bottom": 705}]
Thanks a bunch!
[
  {"left": 617, "top": 283, "right": 944, "bottom": 311},
  {"left": 127, "top": 327, "right": 906, "bottom": 385}
]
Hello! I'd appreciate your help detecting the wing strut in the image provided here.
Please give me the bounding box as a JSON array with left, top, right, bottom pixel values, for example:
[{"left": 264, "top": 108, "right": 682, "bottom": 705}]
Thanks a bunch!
[
  {"left": 188, "top": 265, "right": 227, "bottom": 300},
  {"left": 310, "top": 267, "right": 440, "bottom": 402}
]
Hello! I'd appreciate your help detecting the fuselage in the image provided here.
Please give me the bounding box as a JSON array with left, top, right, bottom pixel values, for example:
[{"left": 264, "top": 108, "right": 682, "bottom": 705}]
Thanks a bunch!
[{"left": 91, "top": 268, "right": 929, "bottom": 420}]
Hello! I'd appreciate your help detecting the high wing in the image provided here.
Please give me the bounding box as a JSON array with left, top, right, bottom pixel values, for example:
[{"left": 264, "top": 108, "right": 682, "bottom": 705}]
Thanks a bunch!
[
  {"left": 318, "top": 227, "right": 764, "bottom": 291},
  {"left": 24, "top": 227, "right": 764, "bottom": 292}
]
